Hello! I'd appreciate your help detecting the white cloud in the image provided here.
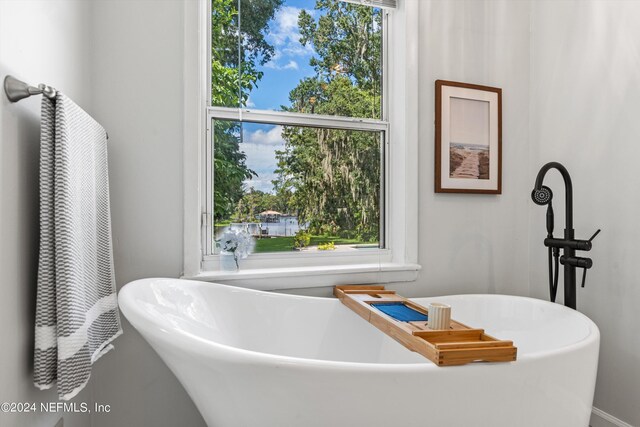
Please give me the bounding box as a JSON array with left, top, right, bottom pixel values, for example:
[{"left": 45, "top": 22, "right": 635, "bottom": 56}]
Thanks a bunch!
[
  {"left": 264, "top": 59, "right": 299, "bottom": 70},
  {"left": 283, "top": 44, "right": 313, "bottom": 57},
  {"left": 240, "top": 126, "right": 287, "bottom": 193},
  {"left": 244, "top": 173, "right": 279, "bottom": 193},
  {"left": 264, "top": 6, "right": 315, "bottom": 70},
  {"left": 240, "top": 142, "right": 284, "bottom": 193},
  {"left": 269, "top": 7, "right": 300, "bottom": 44},
  {"left": 245, "top": 96, "right": 255, "bottom": 107},
  {"left": 243, "top": 125, "right": 285, "bottom": 145}
]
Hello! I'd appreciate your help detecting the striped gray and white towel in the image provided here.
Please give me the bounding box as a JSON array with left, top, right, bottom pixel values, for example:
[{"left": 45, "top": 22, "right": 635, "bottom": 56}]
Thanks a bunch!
[{"left": 34, "top": 93, "right": 122, "bottom": 400}]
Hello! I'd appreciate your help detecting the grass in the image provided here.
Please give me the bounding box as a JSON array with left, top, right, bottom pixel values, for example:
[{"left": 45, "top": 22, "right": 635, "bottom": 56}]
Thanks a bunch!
[{"left": 254, "top": 235, "right": 370, "bottom": 253}]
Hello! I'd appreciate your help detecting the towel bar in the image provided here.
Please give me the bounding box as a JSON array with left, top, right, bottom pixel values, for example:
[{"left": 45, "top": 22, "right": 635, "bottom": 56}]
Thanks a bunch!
[
  {"left": 4, "top": 75, "right": 56, "bottom": 102},
  {"left": 4, "top": 75, "right": 109, "bottom": 139}
]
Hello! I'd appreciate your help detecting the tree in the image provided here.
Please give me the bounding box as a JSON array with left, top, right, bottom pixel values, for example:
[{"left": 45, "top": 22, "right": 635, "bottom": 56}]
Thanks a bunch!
[
  {"left": 234, "top": 189, "right": 292, "bottom": 222},
  {"left": 211, "top": 0, "right": 283, "bottom": 220},
  {"left": 299, "top": 1, "right": 382, "bottom": 95},
  {"left": 212, "top": 0, "right": 283, "bottom": 108},
  {"left": 213, "top": 0, "right": 383, "bottom": 242},
  {"left": 274, "top": 1, "right": 382, "bottom": 241}
]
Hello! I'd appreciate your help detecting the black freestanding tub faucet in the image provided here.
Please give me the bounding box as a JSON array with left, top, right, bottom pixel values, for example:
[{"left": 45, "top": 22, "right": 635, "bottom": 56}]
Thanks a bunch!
[{"left": 531, "top": 162, "right": 600, "bottom": 310}]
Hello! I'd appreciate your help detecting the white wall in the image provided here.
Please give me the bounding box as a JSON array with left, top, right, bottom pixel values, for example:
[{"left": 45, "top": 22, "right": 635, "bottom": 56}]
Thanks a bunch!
[
  {"left": 88, "top": 1, "right": 206, "bottom": 426},
  {"left": 415, "top": 0, "right": 531, "bottom": 298},
  {"left": 529, "top": 1, "right": 640, "bottom": 425},
  {"left": 0, "top": 1, "right": 205, "bottom": 426},
  {"left": 0, "top": 1, "right": 94, "bottom": 427}
]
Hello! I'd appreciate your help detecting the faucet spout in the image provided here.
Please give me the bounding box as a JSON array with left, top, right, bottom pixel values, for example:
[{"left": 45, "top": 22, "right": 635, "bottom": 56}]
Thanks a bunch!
[{"left": 534, "top": 162, "right": 573, "bottom": 230}]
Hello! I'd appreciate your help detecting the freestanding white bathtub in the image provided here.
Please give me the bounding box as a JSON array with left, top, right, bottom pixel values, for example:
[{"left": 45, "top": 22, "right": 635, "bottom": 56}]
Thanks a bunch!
[{"left": 118, "top": 278, "right": 600, "bottom": 427}]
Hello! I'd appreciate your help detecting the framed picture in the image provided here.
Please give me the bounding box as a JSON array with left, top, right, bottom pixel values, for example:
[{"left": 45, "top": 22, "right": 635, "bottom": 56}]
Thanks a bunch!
[{"left": 435, "top": 80, "right": 502, "bottom": 194}]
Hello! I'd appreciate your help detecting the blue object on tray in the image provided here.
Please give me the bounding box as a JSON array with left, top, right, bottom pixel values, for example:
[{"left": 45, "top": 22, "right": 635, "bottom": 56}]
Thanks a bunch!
[{"left": 372, "top": 302, "right": 428, "bottom": 322}]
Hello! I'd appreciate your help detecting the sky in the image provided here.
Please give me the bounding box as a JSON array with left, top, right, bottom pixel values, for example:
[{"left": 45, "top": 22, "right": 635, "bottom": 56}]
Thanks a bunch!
[
  {"left": 239, "top": 0, "right": 317, "bottom": 193},
  {"left": 248, "top": 0, "right": 317, "bottom": 110},
  {"left": 449, "top": 97, "right": 490, "bottom": 147}
]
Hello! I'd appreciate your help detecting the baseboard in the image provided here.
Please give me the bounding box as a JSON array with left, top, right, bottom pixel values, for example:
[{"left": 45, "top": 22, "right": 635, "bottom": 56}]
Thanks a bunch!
[{"left": 591, "top": 407, "right": 635, "bottom": 427}]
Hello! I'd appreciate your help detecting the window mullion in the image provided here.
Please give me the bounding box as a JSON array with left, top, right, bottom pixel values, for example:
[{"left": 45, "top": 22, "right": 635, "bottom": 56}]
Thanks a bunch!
[
  {"left": 340, "top": 0, "right": 397, "bottom": 9},
  {"left": 207, "top": 107, "right": 388, "bottom": 132}
]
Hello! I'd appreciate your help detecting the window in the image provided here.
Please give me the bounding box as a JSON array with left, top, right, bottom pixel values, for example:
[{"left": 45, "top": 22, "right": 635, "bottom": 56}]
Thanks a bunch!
[
  {"left": 205, "top": 0, "right": 390, "bottom": 259},
  {"left": 210, "top": 118, "right": 384, "bottom": 252},
  {"left": 183, "top": 0, "right": 418, "bottom": 287}
]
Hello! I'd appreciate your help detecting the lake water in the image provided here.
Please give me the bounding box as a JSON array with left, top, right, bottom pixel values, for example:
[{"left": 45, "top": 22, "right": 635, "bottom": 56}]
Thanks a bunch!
[{"left": 450, "top": 142, "right": 490, "bottom": 152}]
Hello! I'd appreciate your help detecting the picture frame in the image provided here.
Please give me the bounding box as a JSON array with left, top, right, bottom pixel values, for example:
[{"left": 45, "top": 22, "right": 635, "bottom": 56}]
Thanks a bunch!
[{"left": 435, "top": 80, "right": 502, "bottom": 194}]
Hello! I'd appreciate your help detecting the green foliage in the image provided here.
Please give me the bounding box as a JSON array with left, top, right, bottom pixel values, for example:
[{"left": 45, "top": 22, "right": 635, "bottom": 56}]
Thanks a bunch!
[
  {"left": 233, "top": 189, "right": 291, "bottom": 222},
  {"left": 212, "top": 0, "right": 382, "bottom": 243},
  {"left": 293, "top": 230, "right": 311, "bottom": 249},
  {"left": 214, "top": 121, "right": 256, "bottom": 220},
  {"left": 253, "top": 235, "right": 361, "bottom": 253},
  {"left": 273, "top": 1, "right": 382, "bottom": 242},
  {"left": 211, "top": 0, "right": 282, "bottom": 220},
  {"left": 211, "top": 0, "right": 283, "bottom": 107},
  {"left": 317, "top": 241, "right": 335, "bottom": 251},
  {"left": 275, "top": 123, "right": 380, "bottom": 241},
  {"left": 299, "top": 1, "right": 382, "bottom": 94}
]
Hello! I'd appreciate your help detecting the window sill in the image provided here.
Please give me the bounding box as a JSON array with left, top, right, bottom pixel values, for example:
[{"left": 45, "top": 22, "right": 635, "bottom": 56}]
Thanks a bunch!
[{"left": 181, "top": 263, "right": 421, "bottom": 291}]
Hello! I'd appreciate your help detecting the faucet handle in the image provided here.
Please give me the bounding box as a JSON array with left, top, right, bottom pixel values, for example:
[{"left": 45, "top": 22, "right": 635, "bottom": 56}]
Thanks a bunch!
[
  {"left": 588, "top": 229, "right": 601, "bottom": 243},
  {"left": 580, "top": 230, "right": 600, "bottom": 288},
  {"left": 572, "top": 229, "right": 601, "bottom": 251}
]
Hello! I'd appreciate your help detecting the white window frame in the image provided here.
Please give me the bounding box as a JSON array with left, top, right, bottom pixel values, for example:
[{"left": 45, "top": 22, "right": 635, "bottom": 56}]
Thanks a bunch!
[
  {"left": 183, "top": 0, "right": 420, "bottom": 290},
  {"left": 203, "top": 109, "right": 389, "bottom": 262}
]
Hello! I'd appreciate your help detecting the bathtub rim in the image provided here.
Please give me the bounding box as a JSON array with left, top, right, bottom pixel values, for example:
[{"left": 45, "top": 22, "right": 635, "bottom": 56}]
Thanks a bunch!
[{"left": 118, "top": 278, "right": 600, "bottom": 371}]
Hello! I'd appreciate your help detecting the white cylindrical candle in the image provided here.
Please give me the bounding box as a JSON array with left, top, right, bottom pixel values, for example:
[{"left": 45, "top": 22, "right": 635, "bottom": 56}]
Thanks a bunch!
[{"left": 428, "top": 302, "right": 451, "bottom": 330}]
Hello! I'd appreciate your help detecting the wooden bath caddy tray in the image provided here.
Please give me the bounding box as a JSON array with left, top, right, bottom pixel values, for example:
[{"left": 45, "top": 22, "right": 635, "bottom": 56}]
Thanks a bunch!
[{"left": 334, "top": 285, "right": 517, "bottom": 366}]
